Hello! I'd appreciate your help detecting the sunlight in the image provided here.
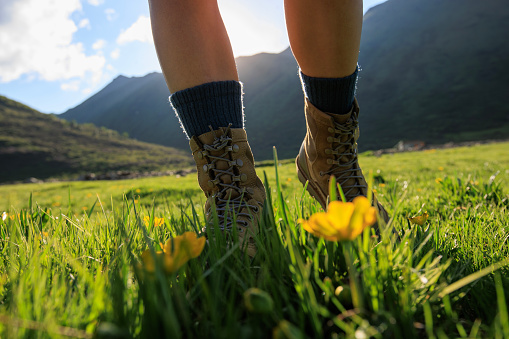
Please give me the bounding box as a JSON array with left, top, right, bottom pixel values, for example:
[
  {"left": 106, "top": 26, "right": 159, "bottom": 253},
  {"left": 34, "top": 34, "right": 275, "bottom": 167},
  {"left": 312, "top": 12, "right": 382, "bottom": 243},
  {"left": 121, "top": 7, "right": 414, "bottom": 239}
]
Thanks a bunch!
[{"left": 218, "top": 0, "right": 289, "bottom": 57}]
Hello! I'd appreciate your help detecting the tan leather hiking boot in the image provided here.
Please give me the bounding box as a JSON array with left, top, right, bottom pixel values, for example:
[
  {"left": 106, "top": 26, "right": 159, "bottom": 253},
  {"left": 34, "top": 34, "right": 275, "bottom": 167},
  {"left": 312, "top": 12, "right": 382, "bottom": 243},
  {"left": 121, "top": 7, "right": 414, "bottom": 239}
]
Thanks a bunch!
[
  {"left": 190, "top": 126, "right": 265, "bottom": 256},
  {"left": 296, "top": 99, "right": 389, "bottom": 224}
]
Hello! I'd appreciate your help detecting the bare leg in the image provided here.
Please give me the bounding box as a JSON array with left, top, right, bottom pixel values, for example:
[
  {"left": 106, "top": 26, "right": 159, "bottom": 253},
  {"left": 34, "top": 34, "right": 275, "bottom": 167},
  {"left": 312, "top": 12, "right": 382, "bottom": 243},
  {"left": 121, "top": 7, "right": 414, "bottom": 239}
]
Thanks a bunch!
[
  {"left": 148, "top": 0, "right": 238, "bottom": 93},
  {"left": 284, "top": 0, "right": 363, "bottom": 78}
]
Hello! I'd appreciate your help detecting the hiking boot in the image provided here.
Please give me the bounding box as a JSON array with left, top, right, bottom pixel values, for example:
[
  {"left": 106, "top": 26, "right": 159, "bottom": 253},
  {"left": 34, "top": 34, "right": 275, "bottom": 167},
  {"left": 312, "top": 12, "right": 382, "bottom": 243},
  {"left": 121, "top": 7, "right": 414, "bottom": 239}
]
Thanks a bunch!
[
  {"left": 296, "top": 99, "right": 389, "bottom": 224},
  {"left": 190, "top": 126, "right": 265, "bottom": 256}
]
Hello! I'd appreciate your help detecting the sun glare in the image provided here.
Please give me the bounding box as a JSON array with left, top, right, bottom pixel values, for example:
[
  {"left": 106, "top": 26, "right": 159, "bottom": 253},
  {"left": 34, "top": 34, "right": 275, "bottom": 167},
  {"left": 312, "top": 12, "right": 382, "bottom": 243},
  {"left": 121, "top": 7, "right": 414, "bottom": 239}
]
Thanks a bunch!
[{"left": 218, "top": 0, "right": 289, "bottom": 57}]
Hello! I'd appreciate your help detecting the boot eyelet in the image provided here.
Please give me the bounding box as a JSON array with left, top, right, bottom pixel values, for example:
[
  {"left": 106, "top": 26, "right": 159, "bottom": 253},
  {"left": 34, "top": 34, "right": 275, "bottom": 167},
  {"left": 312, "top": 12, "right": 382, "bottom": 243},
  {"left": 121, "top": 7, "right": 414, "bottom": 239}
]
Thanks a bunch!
[
  {"left": 232, "top": 144, "right": 240, "bottom": 152},
  {"left": 327, "top": 159, "right": 333, "bottom": 165},
  {"left": 325, "top": 149, "right": 332, "bottom": 155},
  {"left": 327, "top": 136, "right": 333, "bottom": 143},
  {"left": 328, "top": 127, "right": 334, "bottom": 133},
  {"left": 230, "top": 159, "right": 243, "bottom": 167},
  {"left": 208, "top": 181, "right": 215, "bottom": 188},
  {"left": 240, "top": 174, "right": 248, "bottom": 182},
  {"left": 319, "top": 171, "right": 324, "bottom": 176}
]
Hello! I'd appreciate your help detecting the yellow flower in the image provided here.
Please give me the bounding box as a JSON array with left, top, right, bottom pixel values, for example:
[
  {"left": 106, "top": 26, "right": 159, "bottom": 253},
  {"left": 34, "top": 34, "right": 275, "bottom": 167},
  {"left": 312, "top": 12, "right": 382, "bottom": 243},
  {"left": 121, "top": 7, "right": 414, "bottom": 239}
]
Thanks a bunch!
[
  {"left": 143, "top": 216, "right": 165, "bottom": 227},
  {"left": 140, "top": 232, "right": 206, "bottom": 274},
  {"left": 438, "top": 166, "right": 444, "bottom": 171},
  {"left": 435, "top": 178, "right": 443, "bottom": 184},
  {"left": 135, "top": 189, "right": 141, "bottom": 193},
  {"left": 298, "top": 196, "right": 377, "bottom": 242},
  {"left": 287, "top": 178, "right": 292, "bottom": 182},
  {"left": 408, "top": 212, "right": 429, "bottom": 226},
  {"left": 52, "top": 202, "right": 61, "bottom": 207}
]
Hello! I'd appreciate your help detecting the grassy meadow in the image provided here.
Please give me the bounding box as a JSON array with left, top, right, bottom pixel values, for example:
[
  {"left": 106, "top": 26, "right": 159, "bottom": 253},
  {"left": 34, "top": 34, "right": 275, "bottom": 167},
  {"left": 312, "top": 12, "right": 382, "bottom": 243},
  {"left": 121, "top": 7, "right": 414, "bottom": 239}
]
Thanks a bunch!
[{"left": 0, "top": 141, "right": 508, "bottom": 338}]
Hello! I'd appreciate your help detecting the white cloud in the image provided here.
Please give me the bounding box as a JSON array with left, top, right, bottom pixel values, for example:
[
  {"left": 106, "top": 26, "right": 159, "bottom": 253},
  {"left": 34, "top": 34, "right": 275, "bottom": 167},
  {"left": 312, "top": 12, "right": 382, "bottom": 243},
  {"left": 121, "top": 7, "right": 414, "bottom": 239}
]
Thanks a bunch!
[
  {"left": 78, "top": 18, "right": 91, "bottom": 29},
  {"left": 92, "top": 39, "right": 107, "bottom": 50},
  {"left": 110, "top": 48, "right": 120, "bottom": 60},
  {"left": 82, "top": 88, "right": 93, "bottom": 94},
  {"left": 117, "top": 15, "right": 153, "bottom": 45},
  {"left": 105, "top": 8, "right": 117, "bottom": 21},
  {"left": 60, "top": 80, "right": 80, "bottom": 91},
  {"left": 0, "top": 0, "right": 105, "bottom": 83},
  {"left": 87, "top": 0, "right": 104, "bottom": 6}
]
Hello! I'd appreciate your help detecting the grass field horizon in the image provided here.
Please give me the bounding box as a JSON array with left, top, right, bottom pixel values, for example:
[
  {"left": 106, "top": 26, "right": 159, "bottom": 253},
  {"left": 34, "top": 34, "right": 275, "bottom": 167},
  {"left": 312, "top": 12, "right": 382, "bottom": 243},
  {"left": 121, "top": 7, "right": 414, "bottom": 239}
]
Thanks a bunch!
[{"left": 1, "top": 142, "right": 508, "bottom": 338}]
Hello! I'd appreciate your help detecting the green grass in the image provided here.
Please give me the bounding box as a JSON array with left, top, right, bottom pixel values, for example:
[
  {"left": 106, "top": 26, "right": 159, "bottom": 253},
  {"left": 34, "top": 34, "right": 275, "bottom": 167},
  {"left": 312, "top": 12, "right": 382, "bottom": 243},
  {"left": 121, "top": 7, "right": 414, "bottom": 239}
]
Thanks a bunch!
[{"left": 0, "top": 142, "right": 508, "bottom": 338}]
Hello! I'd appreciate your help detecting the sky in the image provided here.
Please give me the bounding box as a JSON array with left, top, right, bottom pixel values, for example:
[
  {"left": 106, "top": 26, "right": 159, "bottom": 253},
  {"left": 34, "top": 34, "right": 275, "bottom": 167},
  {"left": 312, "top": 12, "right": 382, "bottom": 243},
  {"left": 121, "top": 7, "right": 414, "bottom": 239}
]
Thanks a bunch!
[{"left": 0, "top": 0, "right": 387, "bottom": 114}]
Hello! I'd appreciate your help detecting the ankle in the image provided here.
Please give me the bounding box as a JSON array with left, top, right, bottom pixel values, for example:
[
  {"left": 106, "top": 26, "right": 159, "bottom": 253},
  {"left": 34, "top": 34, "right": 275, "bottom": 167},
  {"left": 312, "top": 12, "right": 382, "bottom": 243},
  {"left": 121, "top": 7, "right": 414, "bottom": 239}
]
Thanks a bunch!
[
  {"left": 300, "top": 67, "right": 358, "bottom": 115},
  {"left": 170, "top": 81, "right": 244, "bottom": 138}
]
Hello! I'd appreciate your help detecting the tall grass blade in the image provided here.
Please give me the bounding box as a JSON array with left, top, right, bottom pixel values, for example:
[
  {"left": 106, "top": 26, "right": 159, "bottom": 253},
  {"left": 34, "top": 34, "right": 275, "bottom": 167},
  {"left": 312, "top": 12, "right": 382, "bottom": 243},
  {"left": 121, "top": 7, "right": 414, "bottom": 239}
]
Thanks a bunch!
[{"left": 439, "top": 257, "right": 509, "bottom": 298}]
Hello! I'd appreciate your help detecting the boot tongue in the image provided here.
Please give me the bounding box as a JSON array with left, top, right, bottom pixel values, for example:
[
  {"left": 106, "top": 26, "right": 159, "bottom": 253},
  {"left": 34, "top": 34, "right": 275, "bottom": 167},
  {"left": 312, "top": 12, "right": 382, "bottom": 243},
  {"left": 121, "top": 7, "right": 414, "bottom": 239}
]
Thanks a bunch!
[
  {"left": 329, "top": 112, "right": 363, "bottom": 199},
  {"left": 216, "top": 156, "right": 233, "bottom": 185},
  {"left": 330, "top": 112, "right": 354, "bottom": 163},
  {"left": 197, "top": 128, "right": 237, "bottom": 189},
  {"left": 332, "top": 111, "right": 352, "bottom": 125}
]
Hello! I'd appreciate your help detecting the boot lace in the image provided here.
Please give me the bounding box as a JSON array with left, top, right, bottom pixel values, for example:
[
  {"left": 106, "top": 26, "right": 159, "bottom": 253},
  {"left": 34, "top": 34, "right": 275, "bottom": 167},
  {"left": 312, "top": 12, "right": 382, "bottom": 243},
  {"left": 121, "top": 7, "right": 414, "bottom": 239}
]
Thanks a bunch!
[
  {"left": 320, "top": 116, "right": 367, "bottom": 200},
  {"left": 202, "top": 127, "right": 259, "bottom": 232}
]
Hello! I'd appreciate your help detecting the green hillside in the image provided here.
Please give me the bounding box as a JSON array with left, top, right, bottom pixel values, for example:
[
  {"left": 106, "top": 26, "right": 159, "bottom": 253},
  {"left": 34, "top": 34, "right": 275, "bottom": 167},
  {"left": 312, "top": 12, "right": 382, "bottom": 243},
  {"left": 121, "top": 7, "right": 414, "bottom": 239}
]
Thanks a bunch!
[
  {"left": 357, "top": 0, "right": 509, "bottom": 150},
  {"left": 0, "top": 96, "right": 192, "bottom": 183},
  {"left": 60, "top": 0, "right": 509, "bottom": 160}
]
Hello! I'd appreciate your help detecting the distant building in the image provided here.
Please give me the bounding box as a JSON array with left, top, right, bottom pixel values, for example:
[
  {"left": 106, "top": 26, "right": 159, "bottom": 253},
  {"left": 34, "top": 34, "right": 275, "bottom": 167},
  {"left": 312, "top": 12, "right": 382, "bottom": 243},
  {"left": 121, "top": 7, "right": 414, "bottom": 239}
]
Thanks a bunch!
[{"left": 394, "top": 140, "right": 426, "bottom": 152}]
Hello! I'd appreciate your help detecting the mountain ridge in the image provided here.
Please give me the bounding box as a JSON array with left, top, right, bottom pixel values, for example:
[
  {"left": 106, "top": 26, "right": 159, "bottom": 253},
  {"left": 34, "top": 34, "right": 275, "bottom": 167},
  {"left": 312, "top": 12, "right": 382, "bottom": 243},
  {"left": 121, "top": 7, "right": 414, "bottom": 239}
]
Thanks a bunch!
[
  {"left": 60, "top": 0, "right": 509, "bottom": 160},
  {"left": 0, "top": 95, "right": 192, "bottom": 183}
]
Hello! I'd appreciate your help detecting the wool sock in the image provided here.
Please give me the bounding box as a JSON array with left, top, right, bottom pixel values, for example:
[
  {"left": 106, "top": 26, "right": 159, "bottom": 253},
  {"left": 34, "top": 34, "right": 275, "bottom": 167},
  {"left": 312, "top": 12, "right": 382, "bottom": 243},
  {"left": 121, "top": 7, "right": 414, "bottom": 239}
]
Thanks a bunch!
[
  {"left": 170, "top": 80, "right": 244, "bottom": 138},
  {"left": 300, "top": 67, "right": 358, "bottom": 115}
]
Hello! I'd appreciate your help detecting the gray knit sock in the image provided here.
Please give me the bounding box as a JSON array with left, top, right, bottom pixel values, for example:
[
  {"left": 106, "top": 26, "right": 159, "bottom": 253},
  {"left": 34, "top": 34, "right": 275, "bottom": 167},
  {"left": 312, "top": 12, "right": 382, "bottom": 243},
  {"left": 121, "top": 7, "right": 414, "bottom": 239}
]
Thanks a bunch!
[
  {"left": 170, "top": 81, "right": 244, "bottom": 138},
  {"left": 300, "top": 67, "right": 358, "bottom": 115}
]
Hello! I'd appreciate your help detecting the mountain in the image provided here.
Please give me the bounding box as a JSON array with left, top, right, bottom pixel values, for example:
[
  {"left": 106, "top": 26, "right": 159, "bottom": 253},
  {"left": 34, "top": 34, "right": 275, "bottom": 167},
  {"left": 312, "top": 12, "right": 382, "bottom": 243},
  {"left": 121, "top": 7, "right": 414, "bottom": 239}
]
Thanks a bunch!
[
  {"left": 61, "top": 0, "right": 509, "bottom": 160},
  {"left": 0, "top": 96, "right": 192, "bottom": 183},
  {"left": 61, "top": 72, "right": 190, "bottom": 151},
  {"left": 356, "top": 0, "right": 509, "bottom": 149},
  {"left": 61, "top": 51, "right": 303, "bottom": 160}
]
